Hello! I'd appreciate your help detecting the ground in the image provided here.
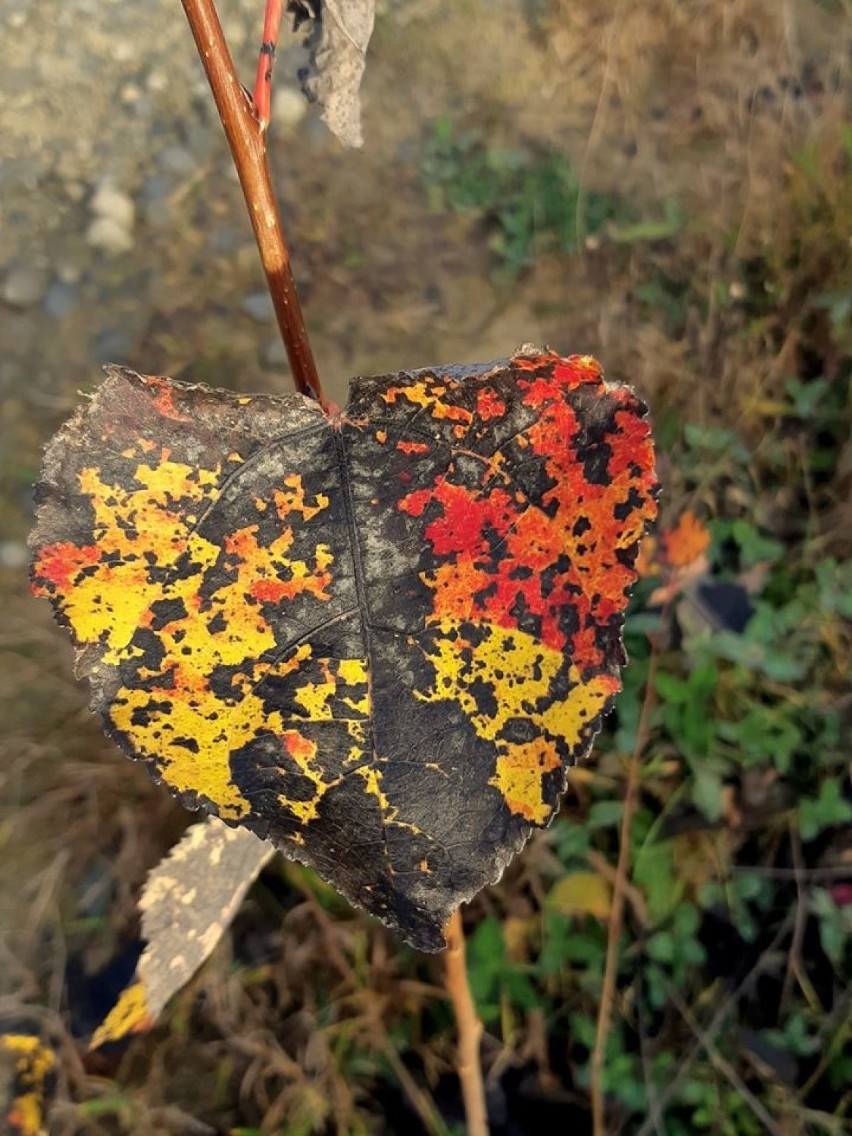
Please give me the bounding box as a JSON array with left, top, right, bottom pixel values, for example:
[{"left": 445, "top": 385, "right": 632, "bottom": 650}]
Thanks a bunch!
[{"left": 0, "top": 1, "right": 849, "bottom": 1134}]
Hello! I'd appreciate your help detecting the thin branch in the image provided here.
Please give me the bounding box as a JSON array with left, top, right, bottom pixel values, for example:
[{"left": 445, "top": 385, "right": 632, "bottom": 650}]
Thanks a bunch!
[
  {"left": 590, "top": 646, "right": 659, "bottom": 1136},
  {"left": 781, "top": 823, "right": 808, "bottom": 1011},
  {"left": 253, "top": 0, "right": 285, "bottom": 129},
  {"left": 443, "top": 909, "right": 489, "bottom": 1136},
  {"left": 181, "top": 0, "right": 325, "bottom": 405}
]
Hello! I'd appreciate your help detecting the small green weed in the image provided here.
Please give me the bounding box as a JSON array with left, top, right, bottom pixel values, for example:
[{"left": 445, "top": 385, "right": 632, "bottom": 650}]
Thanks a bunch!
[{"left": 421, "top": 117, "right": 681, "bottom": 272}]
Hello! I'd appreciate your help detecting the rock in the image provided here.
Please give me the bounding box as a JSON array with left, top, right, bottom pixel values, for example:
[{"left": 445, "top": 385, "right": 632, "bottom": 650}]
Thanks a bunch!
[
  {"left": 0, "top": 541, "right": 28, "bottom": 570},
  {"left": 140, "top": 173, "right": 173, "bottom": 227},
  {"left": 2, "top": 264, "right": 50, "bottom": 308},
  {"left": 263, "top": 337, "right": 288, "bottom": 367},
  {"left": 87, "top": 182, "right": 136, "bottom": 254},
  {"left": 111, "top": 39, "right": 135, "bottom": 64},
  {"left": 55, "top": 260, "right": 83, "bottom": 286},
  {"left": 273, "top": 86, "right": 308, "bottom": 129},
  {"left": 44, "top": 281, "right": 78, "bottom": 319},
  {"left": 158, "top": 145, "right": 195, "bottom": 177},
  {"left": 90, "top": 182, "right": 135, "bottom": 229},
  {"left": 93, "top": 328, "right": 131, "bottom": 362},
  {"left": 85, "top": 216, "right": 134, "bottom": 255},
  {"left": 119, "top": 81, "right": 143, "bottom": 106},
  {"left": 146, "top": 68, "right": 168, "bottom": 93},
  {"left": 242, "top": 291, "right": 276, "bottom": 323}
]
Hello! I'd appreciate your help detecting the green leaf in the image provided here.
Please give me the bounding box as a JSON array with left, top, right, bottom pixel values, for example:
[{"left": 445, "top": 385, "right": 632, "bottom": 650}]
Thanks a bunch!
[
  {"left": 588, "top": 800, "right": 624, "bottom": 829},
  {"left": 691, "top": 766, "right": 725, "bottom": 822},
  {"left": 811, "top": 887, "right": 852, "bottom": 966},
  {"left": 799, "top": 781, "right": 852, "bottom": 841}
]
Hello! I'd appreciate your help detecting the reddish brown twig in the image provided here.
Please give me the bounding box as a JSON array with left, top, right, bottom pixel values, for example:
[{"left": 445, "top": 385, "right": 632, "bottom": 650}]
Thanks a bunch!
[
  {"left": 252, "top": 0, "right": 285, "bottom": 129},
  {"left": 443, "top": 909, "right": 489, "bottom": 1136},
  {"left": 590, "top": 644, "right": 659, "bottom": 1136},
  {"left": 181, "top": 0, "right": 324, "bottom": 406}
]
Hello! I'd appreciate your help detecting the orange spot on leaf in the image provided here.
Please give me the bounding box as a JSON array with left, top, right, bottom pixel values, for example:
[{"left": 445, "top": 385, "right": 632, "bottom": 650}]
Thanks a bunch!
[{"left": 32, "top": 542, "right": 101, "bottom": 593}]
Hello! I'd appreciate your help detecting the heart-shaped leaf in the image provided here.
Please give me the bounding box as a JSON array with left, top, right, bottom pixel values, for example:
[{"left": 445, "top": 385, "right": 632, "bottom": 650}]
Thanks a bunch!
[{"left": 30, "top": 348, "right": 657, "bottom": 950}]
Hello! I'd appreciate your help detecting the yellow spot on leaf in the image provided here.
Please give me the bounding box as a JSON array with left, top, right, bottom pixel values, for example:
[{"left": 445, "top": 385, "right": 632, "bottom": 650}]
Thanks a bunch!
[
  {"left": 418, "top": 619, "right": 617, "bottom": 823},
  {"left": 491, "top": 737, "right": 562, "bottom": 824}
]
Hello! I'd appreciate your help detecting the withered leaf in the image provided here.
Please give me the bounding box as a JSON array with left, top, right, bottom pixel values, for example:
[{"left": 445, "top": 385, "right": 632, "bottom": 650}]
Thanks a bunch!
[
  {"left": 91, "top": 821, "right": 273, "bottom": 1047},
  {"left": 31, "top": 348, "right": 658, "bottom": 951},
  {"left": 290, "top": 0, "right": 375, "bottom": 147}
]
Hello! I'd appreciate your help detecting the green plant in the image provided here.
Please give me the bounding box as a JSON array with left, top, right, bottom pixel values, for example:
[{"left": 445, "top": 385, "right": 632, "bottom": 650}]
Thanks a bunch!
[{"left": 421, "top": 117, "right": 680, "bottom": 273}]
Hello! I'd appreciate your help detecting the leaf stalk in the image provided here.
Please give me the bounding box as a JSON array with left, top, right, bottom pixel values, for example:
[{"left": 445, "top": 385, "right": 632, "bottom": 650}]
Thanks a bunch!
[
  {"left": 443, "top": 909, "right": 489, "bottom": 1136},
  {"left": 181, "top": 0, "right": 325, "bottom": 406}
]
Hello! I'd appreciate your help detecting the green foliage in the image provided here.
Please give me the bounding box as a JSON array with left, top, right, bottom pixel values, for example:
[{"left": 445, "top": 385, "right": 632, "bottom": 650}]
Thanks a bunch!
[
  {"left": 467, "top": 917, "right": 541, "bottom": 1023},
  {"left": 421, "top": 116, "right": 681, "bottom": 272}
]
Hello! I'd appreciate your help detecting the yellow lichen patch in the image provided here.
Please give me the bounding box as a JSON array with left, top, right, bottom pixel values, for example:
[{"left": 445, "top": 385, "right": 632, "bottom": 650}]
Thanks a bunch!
[
  {"left": 1, "top": 1031, "right": 55, "bottom": 1134},
  {"left": 89, "top": 980, "right": 152, "bottom": 1048},
  {"left": 380, "top": 379, "right": 473, "bottom": 426},
  {"left": 111, "top": 643, "right": 316, "bottom": 821},
  {"left": 491, "top": 737, "right": 562, "bottom": 824},
  {"left": 273, "top": 474, "right": 330, "bottom": 521},
  {"left": 356, "top": 764, "right": 390, "bottom": 811},
  {"left": 417, "top": 619, "right": 618, "bottom": 822},
  {"left": 85, "top": 475, "right": 338, "bottom": 819},
  {"left": 352, "top": 763, "right": 425, "bottom": 838},
  {"left": 276, "top": 730, "right": 338, "bottom": 823},
  {"left": 1, "top": 1035, "right": 51, "bottom": 1068},
  {"left": 292, "top": 657, "right": 370, "bottom": 720},
  {"left": 38, "top": 457, "right": 221, "bottom": 652},
  {"left": 381, "top": 379, "right": 434, "bottom": 410}
]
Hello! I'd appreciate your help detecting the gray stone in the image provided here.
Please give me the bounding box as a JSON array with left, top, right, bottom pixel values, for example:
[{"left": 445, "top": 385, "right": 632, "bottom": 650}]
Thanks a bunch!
[
  {"left": 158, "top": 145, "right": 195, "bottom": 176},
  {"left": 273, "top": 86, "right": 308, "bottom": 129},
  {"left": 242, "top": 291, "right": 276, "bottom": 323},
  {"left": 263, "top": 337, "right": 288, "bottom": 367},
  {"left": 44, "top": 281, "right": 78, "bottom": 319},
  {"left": 2, "top": 264, "right": 50, "bottom": 308},
  {"left": 86, "top": 216, "right": 134, "bottom": 255},
  {"left": 0, "top": 541, "right": 28, "bottom": 571},
  {"left": 90, "top": 182, "right": 135, "bottom": 229},
  {"left": 93, "top": 328, "right": 131, "bottom": 362}
]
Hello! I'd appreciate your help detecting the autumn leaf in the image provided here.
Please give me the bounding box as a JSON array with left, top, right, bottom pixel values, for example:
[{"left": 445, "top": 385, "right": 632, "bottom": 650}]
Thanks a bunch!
[
  {"left": 546, "top": 871, "right": 612, "bottom": 920},
  {"left": 30, "top": 347, "right": 658, "bottom": 951},
  {"left": 0, "top": 1033, "right": 55, "bottom": 1136},
  {"left": 659, "top": 510, "right": 710, "bottom": 568}
]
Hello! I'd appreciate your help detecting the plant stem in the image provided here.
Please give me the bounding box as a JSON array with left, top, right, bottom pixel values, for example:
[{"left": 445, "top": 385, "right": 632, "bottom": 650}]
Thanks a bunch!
[
  {"left": 590, "top": 645, "right": 659, "bottom": 1136},
  {"left": 181, "top": 0, "right": 325, "bottom": 406},
  {"left": 443, "top": 909, "right": 489, "bottom": 1136},
  {"left": 252, "top": 0, "right": 285, "bottom": 129}
]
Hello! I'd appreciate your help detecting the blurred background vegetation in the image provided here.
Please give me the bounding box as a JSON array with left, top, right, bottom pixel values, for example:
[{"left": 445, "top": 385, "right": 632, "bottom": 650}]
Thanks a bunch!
[{"left": 0, "top": 0, "right": 849, "bottom": 1133}]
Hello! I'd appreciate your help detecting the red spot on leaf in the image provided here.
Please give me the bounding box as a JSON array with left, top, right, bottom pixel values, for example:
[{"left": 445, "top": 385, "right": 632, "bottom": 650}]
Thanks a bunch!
[
  {"left": 476, "top": 389, "right": 506, "bottom": 420},
  {"left": 32, "top": 542, "right": 101, "bottom": 592}
]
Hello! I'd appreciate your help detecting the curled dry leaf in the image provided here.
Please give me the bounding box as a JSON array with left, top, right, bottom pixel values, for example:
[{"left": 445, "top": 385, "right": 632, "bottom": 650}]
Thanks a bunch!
[
  {"left": 290, "top": 0, "right": 375, "bottom": 147},
  {"left": 91, "top": 821, "right": 273, "bottom": 1047}
]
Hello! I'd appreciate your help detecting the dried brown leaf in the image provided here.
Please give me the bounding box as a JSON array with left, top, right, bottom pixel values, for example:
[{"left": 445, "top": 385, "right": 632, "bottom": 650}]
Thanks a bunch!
[{"left": 292, "top": 0, "right": 375, "bottom": 147}]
